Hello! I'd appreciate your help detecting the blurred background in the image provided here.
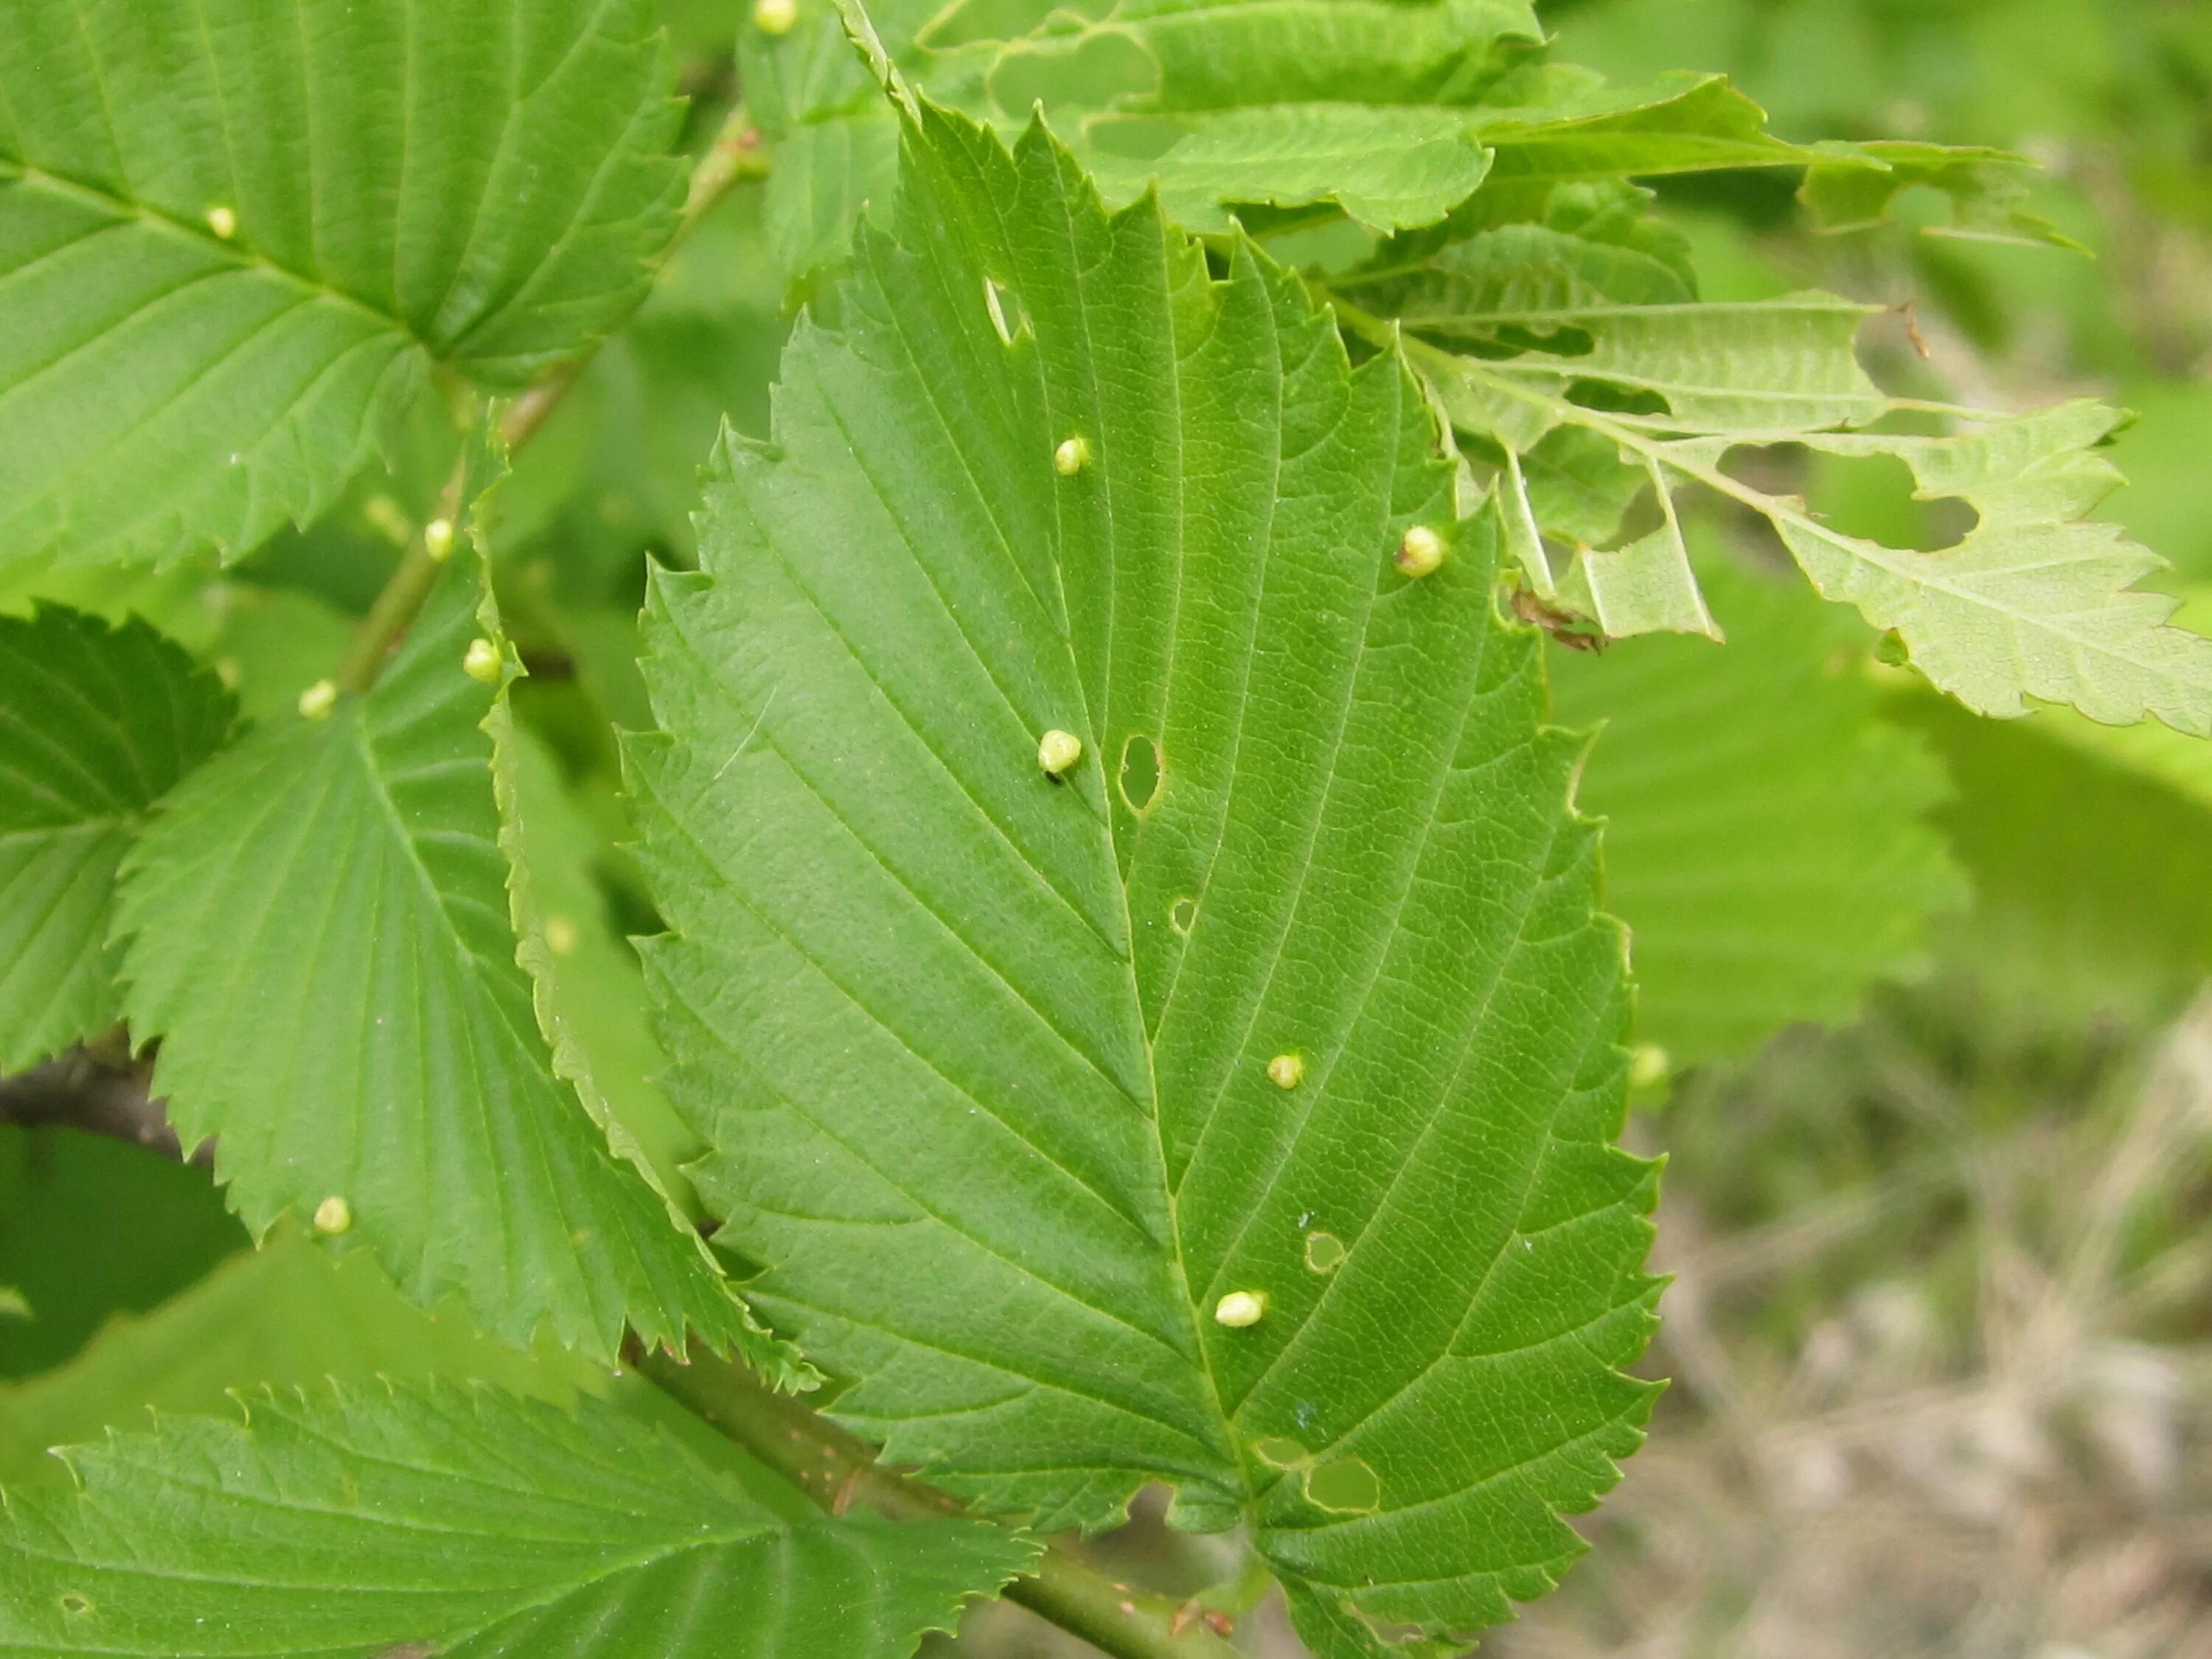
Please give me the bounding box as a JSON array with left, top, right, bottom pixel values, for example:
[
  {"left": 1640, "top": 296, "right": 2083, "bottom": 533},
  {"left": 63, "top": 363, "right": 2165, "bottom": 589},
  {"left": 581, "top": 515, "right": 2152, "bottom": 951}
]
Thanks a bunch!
[{"left": 5, "top": 2, "right": 2212, "bottom": 1656}]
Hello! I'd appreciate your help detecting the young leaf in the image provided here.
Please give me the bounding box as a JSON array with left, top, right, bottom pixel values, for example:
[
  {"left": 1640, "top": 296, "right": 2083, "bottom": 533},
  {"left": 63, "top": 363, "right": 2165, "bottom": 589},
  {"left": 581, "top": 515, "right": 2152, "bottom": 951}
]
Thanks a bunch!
[
  {"left": 1551, "top": 558, "right": 1966, "bottom": 1066},
  {"left": 113, "top": 545, "right": 791, "bottom": 1373},
  {"left": 0, "top": 0, "right": 683, "bottom": 569},
  {"left": 0, "top": 1382, "right": 1033, "bottom": 1658},
  {"left": 0, "top": 608, "right": 234, "bottom": 1073},
  {"left": 631, "top": 103, "right": 1658, "bottom": 1651}
]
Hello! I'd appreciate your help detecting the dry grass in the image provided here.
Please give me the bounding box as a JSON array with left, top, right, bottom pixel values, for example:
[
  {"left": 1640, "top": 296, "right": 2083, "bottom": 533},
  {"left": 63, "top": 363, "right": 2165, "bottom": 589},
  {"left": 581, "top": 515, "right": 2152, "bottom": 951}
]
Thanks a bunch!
[{"left": 1489, "top": 993, "right": 2212, "bottom": 1659}]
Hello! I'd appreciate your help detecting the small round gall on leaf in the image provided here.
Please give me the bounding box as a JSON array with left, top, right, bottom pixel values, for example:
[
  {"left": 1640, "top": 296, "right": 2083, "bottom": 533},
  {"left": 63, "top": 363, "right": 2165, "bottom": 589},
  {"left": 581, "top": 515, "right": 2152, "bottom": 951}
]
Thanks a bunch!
[
  {"left": 297, "top": 679, "right": 338, "bottom": 722},
  {"left": 205, "top": 204, "right": 238, "bottom": 240},
  {"left": 1053, "top": 437, "right": 1089, "bottom": 476},
  {"left": 752, "top": 0, "right": 799, "bottom": 33},
  {"left": 313, "top": 1194, "right": 352, "bottom": 1235},
  {"left": 1214, "top": 1290, "right": 1267, "bottom": 1328},
  {"left": 1037, "top": 727, "right": 1084, "bottom": 776},
  {"left": 422, "top": 517, "right": 456, "bottom": 563},
  {"left": 544, "top": 915, "right": 580, "bottom": 957},
  {"left": 463, "top": 638, "right": 502, "bottom": 684},
  {"left": 1628, "top": 1043, "right": 1671, "bottom": 1090},
  {"left": 1267, "top": 1052, "right": 1305, "bottom": 1090},
  {"left": 1394, "top": 524, "right": 1447, "bottom": 578}
]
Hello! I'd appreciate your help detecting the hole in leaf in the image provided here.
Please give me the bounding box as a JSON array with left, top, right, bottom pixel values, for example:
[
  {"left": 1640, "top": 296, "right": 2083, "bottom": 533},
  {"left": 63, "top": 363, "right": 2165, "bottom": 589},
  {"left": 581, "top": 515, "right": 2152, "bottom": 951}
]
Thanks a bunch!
[
  {"left": 1565, "top": 378, "right": 1671, "bottom": 419},
  {"left": 1304, "top": 1456, "right": 1381, "bottom": 1514},
  {"left": 1169, "top": 896, "right": 1197, "bottom": 934},
  {"left": 1804, "top": 449, "right": 1979, "bottom": 551},
  {"left": 59, "top": 1593, "right": 91, "bottom": 1616},
  {"left": 1118, "top": 733, "right": 1162, "bottom": 814},
  {"left": 982, "top": 277, "right": 1026, "bottom": 345},
  {"left": 1252, "top": 1436, "right": 1310, "bottom": 1469},
  {"left": 1304, "top": 1231, "right": 1346, "bottom": 1273}
]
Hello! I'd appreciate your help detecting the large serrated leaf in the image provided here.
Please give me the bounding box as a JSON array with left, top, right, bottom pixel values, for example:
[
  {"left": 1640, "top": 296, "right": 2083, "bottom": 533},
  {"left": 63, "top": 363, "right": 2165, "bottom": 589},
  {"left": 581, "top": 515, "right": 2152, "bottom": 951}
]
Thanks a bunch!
[
  {"left": 630, "top": 102, "right": 1657, "bottom": 1652},
  {"left": 0, "top": 0, "right": 684, "bottom": 569},
  {"left": 0, "top": 608, "right": 234, "bottom": 1072},
  {"left": 1551, "top": 559, "right": 1966, "bottom": 1066},
  {"left": 112, "top": 542, "right": 789, "bottom": 1372},
  {"left": 0, "top": 1382, "right": 1033, "bottom": 1658}
]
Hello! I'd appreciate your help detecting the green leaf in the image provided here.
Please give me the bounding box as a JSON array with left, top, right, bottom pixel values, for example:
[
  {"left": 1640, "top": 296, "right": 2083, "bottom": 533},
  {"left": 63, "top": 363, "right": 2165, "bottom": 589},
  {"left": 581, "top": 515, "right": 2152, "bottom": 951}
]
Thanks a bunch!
[
  {"left": 0, "top": 1287, "right": 27, "bottom": 1323},
  {"left": 113, "top": 538, "right": 790, "bottom": 1371},
  {"left": 495, "top": 718, "right": 705, "bottom": 1218},
  {"left": 631, "top": 103, "right": 1657, "bottom": 1651},
  {"left": 1472, "top": 73, "right": 1858, "bottom": 215},
  {"left": 745, "top": 0, "right": 1543, "bottom": 280},
  {"left": 0, "top": 0, "right": 684, "bottom": 568},
  {"left": 1551, "top": 558, "right": 1966, "bottom": 1067},
  {"left": 0, "top": 1382, "right": 1033, "bottom": 1658},
  {"left": 1075, "top": 104, "right": 1495, "bottom": 234},
  {"left": 0, "top": 608, "right": 235, "bottom": 1072},
  {"left": 0, "top": 1127, "right": 245, "bottom": 1383},
  {"left": 0, "top": 1235, "right": 602, "bottom": 1485}
]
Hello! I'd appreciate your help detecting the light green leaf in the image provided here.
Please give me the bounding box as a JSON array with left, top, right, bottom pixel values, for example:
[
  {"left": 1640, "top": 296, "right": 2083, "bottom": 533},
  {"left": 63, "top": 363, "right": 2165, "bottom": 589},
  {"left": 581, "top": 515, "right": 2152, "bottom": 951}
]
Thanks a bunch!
[
  {"left": 1430, "top": 288, "right": 1887, "bottom": 443},
  {"left": 0, "top": 1287, "right": 26, "bottom": 1322},
  {"left": 0, "top": 1235, "right": 603, "bottom": 1486},
  {"left": 0, "top": 608, "right": 234, "bottom": 1073},
  {"left": 631, "top": 104, "right": 1656, "bottom": 1652},
  {"left": 1551, "top": 558, "right": 1966, "bottom": 1066},
  {"left": 1077, "top": 104, "right": 1493, "bottom": 234},
  {"left": 1770, "top": 403, "right": 2212, "bottom": 728},
  {"left": 0, "top": 1382, "right": 1033, "bottom": 1658},
  {"left": 114, "top": 538, "right": 791, "bottom": 1371},
  {"left": 0, "top": 0, "right": 684, "bottom": 568},
  {"left": 1376, "top": 231, "right": 2212, "bottom": 719},
  {"left": 1801, "top": 139, "right": 2084, "bottom": 251}
]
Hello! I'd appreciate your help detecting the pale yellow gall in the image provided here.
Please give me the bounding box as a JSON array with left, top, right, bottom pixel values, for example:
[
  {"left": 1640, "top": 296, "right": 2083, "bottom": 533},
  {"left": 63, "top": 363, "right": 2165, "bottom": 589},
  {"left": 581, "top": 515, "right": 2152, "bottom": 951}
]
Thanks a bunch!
[
  {"left": 313, "top": 1194, "right": 352, "bottom": 1235},
  {"left": 1628, "top": 1044, "right": 1671, "bottom": 1090},
  {"left": 422, "top": 517, "right": 456, "bottom": 562},
  {"left": 464, "top": 638, "right": 501, "bottom": 684},
  {"left": 544, "top": 915, "right": 580, "bottom": 956},
  {"left": 205, "top": 204, "right": 238, "bottom": 240},
  {"left": 1053, "top": 437, "right": 1089, "bottom": 476},
  {"left": 1037, "top": 728, "right": 1084, "bottom": 776},
  {"left": 297, "top": 679, "right": 338, "bottom": 721},
  {"left": 1266, "top": 1052, "right": 1305, "bottom": 1091},
  {"left": 1214, "top": 1290, "right": 1267, "bottom": 1328},
  {"left": 752, "top": 0, "right": 799, "bottom": 34},
  {"left": 1394, "top": 524, "right": 1447, "bottom": 578}
]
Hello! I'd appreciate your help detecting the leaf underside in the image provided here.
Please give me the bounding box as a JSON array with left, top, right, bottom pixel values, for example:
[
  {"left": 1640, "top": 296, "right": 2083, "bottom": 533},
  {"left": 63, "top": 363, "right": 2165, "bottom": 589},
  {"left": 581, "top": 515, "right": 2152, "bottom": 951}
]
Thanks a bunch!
[
  {"left": 632, "top": 102, "right": 1658, "bottom": 1655},
  {"left": 114, "top": 546, "right": 786, "bottom": 1371},
  {"left": 0, "top": 607, "right": 234, "bottom": 1073},
  {"left": 0, "top": 1383, "right": 1032, "bottom": 1658},
  {"left": 0, "top": 0, "right": 683, "bottom": 568}
]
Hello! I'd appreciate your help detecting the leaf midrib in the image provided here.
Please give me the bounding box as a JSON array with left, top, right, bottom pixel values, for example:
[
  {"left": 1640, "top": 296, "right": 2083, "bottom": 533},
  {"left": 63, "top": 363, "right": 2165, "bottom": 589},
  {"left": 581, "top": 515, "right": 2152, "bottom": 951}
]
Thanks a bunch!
[{"left": 1032, "top": 184, "right": 1250, "bottom": 1511}]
